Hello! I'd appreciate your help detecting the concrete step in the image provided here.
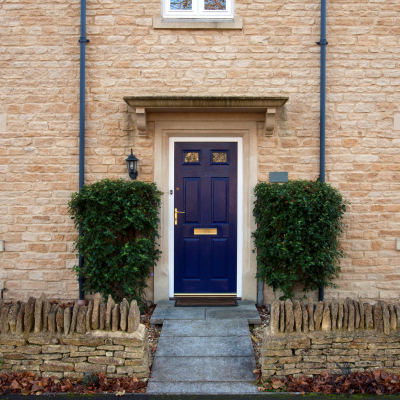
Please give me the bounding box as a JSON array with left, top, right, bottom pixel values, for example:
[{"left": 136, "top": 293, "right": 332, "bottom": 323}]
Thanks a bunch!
[
  {"left": 155, "top": 335, "right": 254, "bottom": 357},
  {"left": 149, "top": 356, "right": 257, "bottom": 382},
  {"left": 150, "top": 301, "right": 206, "bottom": 324},
  {"left": 150, "top": 300, "right": 261, "bottom": 325},
  {"left": 159, "top": 319, "right": 251, "bottom": 337},
  {"left": 147, "top": 381, "right": 259, "bottom": 394},
  {"left": 206, "top": 305, "right": 261, "bottom": 324}
]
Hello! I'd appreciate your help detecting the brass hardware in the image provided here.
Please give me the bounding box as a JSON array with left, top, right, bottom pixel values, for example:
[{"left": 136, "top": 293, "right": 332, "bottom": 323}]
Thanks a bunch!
[
  {"left": 175, "top": 208, "right": 185, "bottom": 225},
  {"left": 176, "top": 187, "right": 179, "bottom": 190},
  {"left": 194, "top": 228, "right": 217, "bottom": 235}
]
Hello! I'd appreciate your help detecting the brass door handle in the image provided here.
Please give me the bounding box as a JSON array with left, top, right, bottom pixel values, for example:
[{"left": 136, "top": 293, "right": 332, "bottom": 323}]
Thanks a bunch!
[{"left": 175, "top": 208, "right": 185, "bottom": 225}]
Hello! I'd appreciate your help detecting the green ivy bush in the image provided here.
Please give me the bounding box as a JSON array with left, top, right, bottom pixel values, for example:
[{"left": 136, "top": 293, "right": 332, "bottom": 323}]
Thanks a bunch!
[
  {"left": 68, "top": 179, "right": 162, "bottom": 305},
  {"left": 252, "top": 180, "right": 347, "bottom": 300}
]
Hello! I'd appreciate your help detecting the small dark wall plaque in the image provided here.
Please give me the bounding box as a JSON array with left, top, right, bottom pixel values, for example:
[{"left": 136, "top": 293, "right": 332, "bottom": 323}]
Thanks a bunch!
[{"left": 269, "top": 172, "right": 288, "bottom": 183}]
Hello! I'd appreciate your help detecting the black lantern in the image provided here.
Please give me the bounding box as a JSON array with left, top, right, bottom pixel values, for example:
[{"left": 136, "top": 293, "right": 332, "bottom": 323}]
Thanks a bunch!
[{"left": 125, "top": 149, "right": 138, "bottom": 180}]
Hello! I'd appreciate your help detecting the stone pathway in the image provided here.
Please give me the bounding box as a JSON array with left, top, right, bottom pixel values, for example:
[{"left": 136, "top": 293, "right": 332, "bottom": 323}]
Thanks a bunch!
[{"left": 147, "top": 301, "right": 261, "bottom": 395}]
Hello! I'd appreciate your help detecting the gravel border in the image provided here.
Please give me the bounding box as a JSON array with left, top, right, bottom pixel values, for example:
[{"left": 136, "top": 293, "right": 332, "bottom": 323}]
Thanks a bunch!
[{"left": 250, "top": 306, "right": 270, "bottom": 369}]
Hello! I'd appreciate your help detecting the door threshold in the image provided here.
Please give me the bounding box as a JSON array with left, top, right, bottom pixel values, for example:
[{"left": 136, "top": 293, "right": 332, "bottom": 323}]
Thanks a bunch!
[{"left": 172, "top": 293, "right": 240, "bottom": 299}]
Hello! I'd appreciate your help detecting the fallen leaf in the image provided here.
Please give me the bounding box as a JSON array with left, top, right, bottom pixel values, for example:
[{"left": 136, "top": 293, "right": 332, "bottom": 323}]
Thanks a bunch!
[
  {"left": 116, "top": 389, "right": 125, "bottom": 396},
  {"left": 10, "top": 380, "right": 21, "bottom": 390},
  {"left": 272, "top": 381, "right": 285, "bottom": 389},
  {"left": 31, "top": 384, "right": 42, "bottom": 392},
  {"left": 381, "top": 371, "right": 390, "bottom": 380}
]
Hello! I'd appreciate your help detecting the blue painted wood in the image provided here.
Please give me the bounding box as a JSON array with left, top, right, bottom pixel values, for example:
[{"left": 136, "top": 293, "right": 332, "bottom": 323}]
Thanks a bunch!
[{"left": 174, "top": 142, "right": 237, "bottom": 294}]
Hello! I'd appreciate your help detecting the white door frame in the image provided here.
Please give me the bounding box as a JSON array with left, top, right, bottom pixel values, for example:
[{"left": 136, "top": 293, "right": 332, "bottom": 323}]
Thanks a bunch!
[{"left": 168, "top": 137, "right": 243, "bottom": 298}]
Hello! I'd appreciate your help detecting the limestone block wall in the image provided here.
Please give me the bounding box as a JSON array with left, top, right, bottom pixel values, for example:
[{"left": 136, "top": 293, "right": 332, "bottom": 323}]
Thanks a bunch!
[
  {"left": 262, "top": 329, "right": 400, "bottom": 379},
  {"left": 262, "top": 299, "right": 400, "bottom": 378},
  {"left": 0, "top": 0, "right": 399, "bottom": 302},
  {"left": 0, "top": 294, "right": 150, "bottom": 380}
]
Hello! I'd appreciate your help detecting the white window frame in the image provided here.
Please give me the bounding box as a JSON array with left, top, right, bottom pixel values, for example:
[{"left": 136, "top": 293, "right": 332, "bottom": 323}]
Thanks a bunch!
[{"left": 163, "top": 0, "right": 234, "bottom": 19}]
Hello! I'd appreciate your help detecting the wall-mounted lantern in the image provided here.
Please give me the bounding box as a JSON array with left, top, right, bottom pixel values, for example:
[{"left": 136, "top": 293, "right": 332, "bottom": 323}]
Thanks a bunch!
[{"left": 125, "top": 149, "right": 138, "bottom": 180}]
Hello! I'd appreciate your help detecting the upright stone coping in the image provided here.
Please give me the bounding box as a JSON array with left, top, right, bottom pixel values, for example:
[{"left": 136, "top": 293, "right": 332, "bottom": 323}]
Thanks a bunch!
[
  {"left": 0, "top": 293, "right": 150, "bottom": 381},
  {"left": 262, "top": 298, "right": 400, "bottom": 379},
  {"left": 269, "top": 298, "right": 399, "bottom": 335},
  {"left": 0, "top": 293, "right": 140, "bottom": 336}
]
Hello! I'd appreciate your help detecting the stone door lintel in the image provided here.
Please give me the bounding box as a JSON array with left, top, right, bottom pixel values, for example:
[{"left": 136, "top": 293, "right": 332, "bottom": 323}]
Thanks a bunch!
[{"left": 124, "top": 96, "right": 289, "bottom": 137}]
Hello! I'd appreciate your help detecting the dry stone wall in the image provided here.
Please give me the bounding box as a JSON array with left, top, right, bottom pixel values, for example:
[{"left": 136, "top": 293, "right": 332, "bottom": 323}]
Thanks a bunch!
[
  {"left": 262, "top": 299, "right": 400, "bottom": 379},
  {"left": 0, "top": 294, "right": 150, "bottom": 380}
]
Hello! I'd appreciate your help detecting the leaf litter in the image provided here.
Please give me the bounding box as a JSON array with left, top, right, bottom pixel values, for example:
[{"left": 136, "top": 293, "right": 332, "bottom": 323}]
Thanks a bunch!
[
  {"left": 0, "top": 372, "right": 146, "bottom": 395},
  {"left": 254, "top": 369, "right": 400, "bottom": 395}
]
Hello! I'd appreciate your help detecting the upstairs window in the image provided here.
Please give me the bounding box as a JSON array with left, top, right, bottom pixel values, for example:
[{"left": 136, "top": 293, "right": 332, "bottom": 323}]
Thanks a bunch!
[{"left": 163, "top": 0, "right": 233, "bottom": 18}]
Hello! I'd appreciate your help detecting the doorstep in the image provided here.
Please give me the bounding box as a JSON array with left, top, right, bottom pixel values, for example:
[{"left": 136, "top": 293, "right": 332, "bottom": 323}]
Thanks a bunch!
[{"left": 150, "top": 300, "right": 261, "bottom": 325}]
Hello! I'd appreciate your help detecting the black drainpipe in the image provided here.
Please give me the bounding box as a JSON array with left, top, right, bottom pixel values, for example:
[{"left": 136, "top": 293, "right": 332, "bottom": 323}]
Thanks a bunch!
[
  {"left": 317, "top": 0, "right": 327, "bottom": 302},
  {"left": 78, "top": 0, "right": 89, "bottom": 302}
]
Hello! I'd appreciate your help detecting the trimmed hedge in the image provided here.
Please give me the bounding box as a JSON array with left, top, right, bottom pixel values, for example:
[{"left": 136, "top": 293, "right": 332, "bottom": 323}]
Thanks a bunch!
[
  {"left": 68, "top": 179, "right": 162, "bottom": 305},
  {"left": 252, "top": 180, "right": 347, "bottom": 300}
]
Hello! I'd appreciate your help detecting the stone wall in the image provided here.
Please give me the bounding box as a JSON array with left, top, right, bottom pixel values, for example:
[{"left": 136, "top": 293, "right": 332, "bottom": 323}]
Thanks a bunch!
[
  {"left": 0, "top": 294, "right": 150, "bottom": 380},
  {"left": 0, "top": 0, "right": 400, "bottom": 302},
  {"left": 262, "top": 299, "right": 400, "bottom": 378}
]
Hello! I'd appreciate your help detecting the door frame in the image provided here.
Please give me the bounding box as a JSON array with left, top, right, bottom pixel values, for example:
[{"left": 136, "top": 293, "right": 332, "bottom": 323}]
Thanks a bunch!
[
  {"left": 152, "top": 114, "right": 259, "bottom": 304},
  {"left": 168, "top": 137, "right": 243, "bottom": 298}
]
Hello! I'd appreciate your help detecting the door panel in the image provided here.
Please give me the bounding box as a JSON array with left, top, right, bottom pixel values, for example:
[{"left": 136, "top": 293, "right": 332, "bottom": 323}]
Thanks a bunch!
[
  {"left": 211, "top": 238, "right": 228, "bottom": 279},
  {"left": 174, "top": 142, "right": 237, "bottom": 294},
  {"left": 184, "top": 239, "right": 200, "bottom": 279},
  {"left": 184, "top": 178, "right": 200, "bottom": 223},
  {"left": 212, "top": 178, "right": 228, "bottom": 223}
]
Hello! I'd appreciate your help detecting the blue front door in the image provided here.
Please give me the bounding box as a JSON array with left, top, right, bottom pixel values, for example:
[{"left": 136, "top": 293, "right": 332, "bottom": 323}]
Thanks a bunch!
[{"left": 174, "top": 142, "right": 237, "bottom": 294}]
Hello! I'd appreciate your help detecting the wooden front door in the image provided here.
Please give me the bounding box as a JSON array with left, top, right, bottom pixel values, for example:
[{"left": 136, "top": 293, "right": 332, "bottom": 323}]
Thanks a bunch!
[{"left": 174, "top": 142, "right": 238, "bottom": 295}]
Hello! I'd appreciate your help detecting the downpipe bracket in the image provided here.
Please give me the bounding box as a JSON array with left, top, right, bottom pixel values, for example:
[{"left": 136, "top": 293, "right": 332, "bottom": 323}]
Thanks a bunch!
[
  {"left": 316, "top": 40, "right": 328, "bottom": 45},
  {"left": 79, "top": 37, "right": 90, "bottom": 43}
]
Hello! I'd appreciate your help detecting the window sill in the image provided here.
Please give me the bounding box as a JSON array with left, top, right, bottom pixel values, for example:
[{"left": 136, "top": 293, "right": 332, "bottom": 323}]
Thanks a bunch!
[{"left": 152, "top": 16, "right": 242, "bottom": 30}]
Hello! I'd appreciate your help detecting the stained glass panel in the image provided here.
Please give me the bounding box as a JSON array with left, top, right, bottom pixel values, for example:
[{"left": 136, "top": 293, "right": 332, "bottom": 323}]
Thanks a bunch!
[
  {"left": 184, "top": 151, "right": 199, "bottom": 163},
  {"left": 204, "top": 0, "right": 226, "bottom": 10},
  {"left": 212, "top": 151, "right": 227, "bottom": 163},
  {"left": 170, "top": 0, "right": 192, "bottom": 10}
]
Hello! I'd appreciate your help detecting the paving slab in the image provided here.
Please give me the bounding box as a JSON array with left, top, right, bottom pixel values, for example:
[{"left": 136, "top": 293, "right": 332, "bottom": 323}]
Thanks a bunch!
[
  {"left": 150, "top": 356, "right": 257, "bottom": 382},
  {"left": 160, "top": 319, "right": 250, "bottom": 337},
  {"left": 236, "top": 300, "right": 260, "bottom": 307},
  {"left": 152, "top": 300, "right": 177, "bottom": 309},
  {"left": 150, "top": 307, "right": 206, "bottom": 324},
  {"left": 206, "top": 307, "right": 261, "bottom": 324},
  {"left": 155, "top": 335, "right": 254, "bottom": 357},
  {"left": 151, "top": 300, "right": 260, "bottom": 325},
  {"left": 147, "top": 381, "right": 259, "bottom": 395}
]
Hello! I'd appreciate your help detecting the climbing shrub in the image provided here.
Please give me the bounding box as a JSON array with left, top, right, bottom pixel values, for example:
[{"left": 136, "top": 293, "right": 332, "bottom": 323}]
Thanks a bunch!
[
  {"left": 252, "top": 180, "right": 347, "bottom": 300},
  {"left": 68, "top": 179, "right": 162, "bottom": 305}
]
